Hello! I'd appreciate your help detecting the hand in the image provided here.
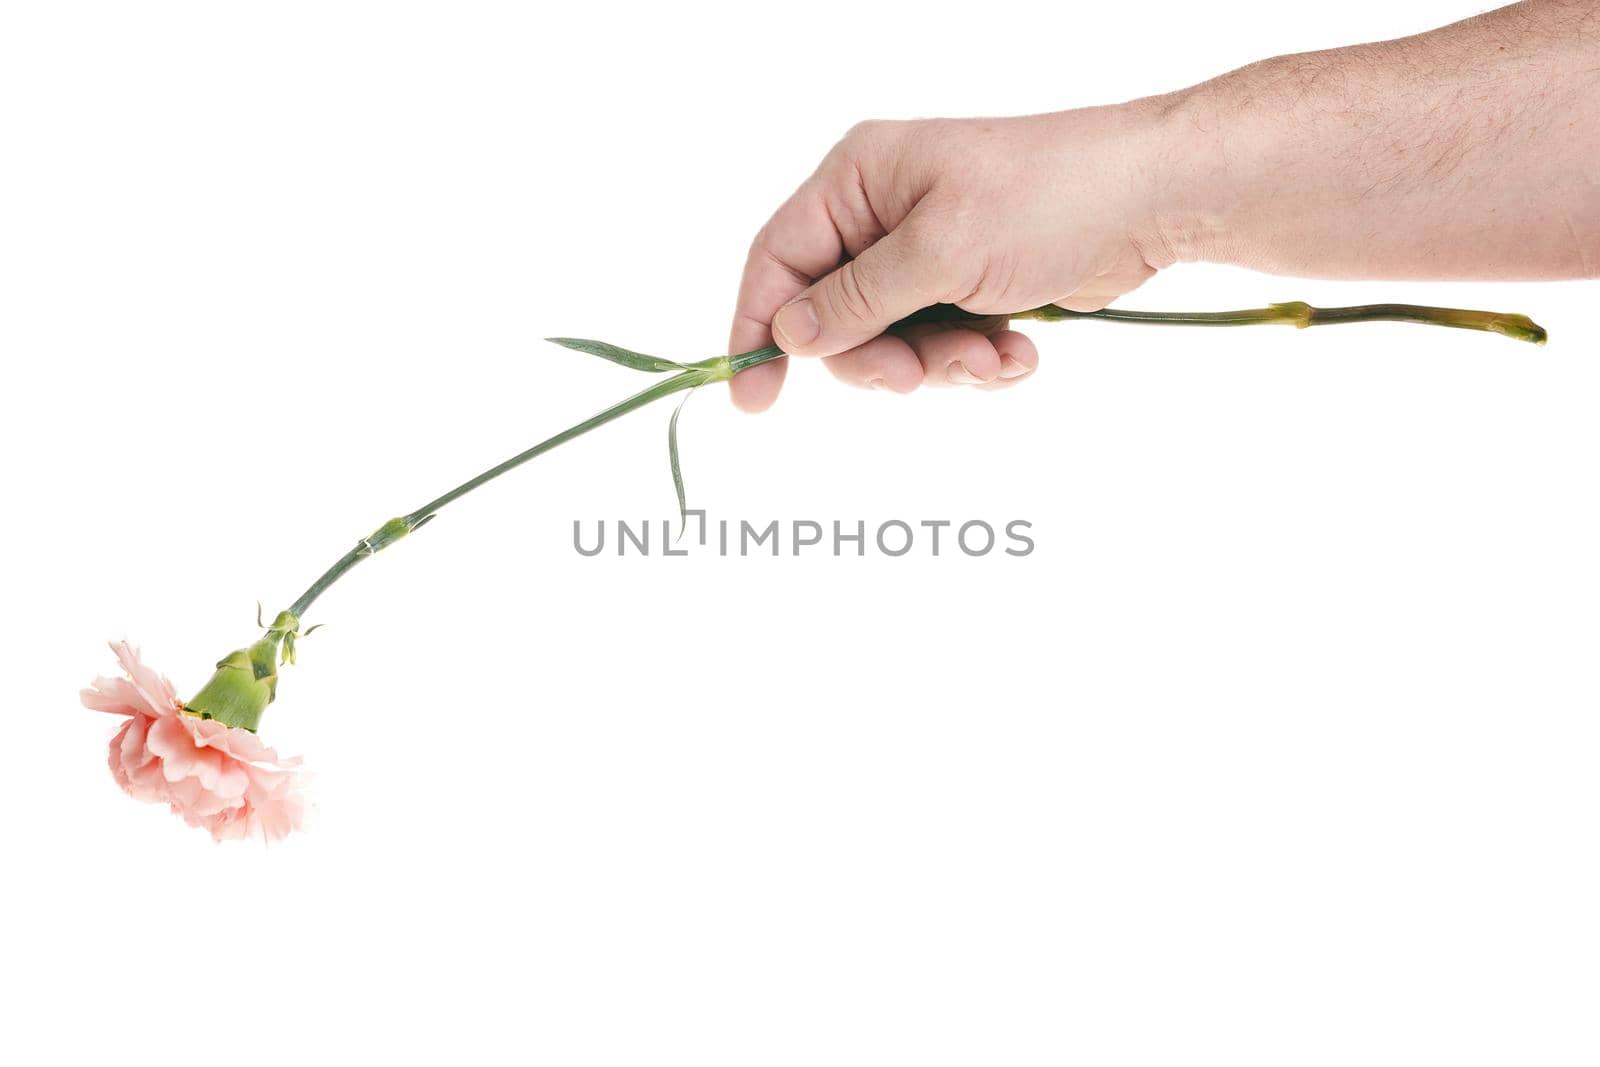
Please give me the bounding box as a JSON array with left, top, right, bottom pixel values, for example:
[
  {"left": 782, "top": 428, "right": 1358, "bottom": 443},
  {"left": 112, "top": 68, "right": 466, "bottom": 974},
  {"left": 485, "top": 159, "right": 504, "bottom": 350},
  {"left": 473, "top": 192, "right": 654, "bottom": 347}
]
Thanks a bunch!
[
  {"left": 727, "top": 106, "right": 1178, "bottom": 411},
  {"left": 727, "top": 4, "right": 1600, "bottom": 414}
]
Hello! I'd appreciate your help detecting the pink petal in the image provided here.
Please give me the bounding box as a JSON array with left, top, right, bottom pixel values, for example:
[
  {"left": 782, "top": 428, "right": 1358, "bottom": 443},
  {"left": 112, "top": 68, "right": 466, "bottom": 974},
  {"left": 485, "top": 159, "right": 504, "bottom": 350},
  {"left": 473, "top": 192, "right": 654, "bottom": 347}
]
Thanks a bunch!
[
  {"left": 81, "top": 677, "right": 147, "bottom": 717},
  {"left": 108, "top": 641, "right": 179, "bottom": 715}
]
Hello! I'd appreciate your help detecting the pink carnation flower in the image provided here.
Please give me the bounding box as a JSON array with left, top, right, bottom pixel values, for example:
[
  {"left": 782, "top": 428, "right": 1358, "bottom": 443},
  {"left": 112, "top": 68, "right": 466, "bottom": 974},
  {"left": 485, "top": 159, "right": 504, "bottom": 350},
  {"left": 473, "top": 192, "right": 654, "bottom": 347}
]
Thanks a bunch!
[{"left": 81, "top": 641, "right": 307, "bottom": 842}]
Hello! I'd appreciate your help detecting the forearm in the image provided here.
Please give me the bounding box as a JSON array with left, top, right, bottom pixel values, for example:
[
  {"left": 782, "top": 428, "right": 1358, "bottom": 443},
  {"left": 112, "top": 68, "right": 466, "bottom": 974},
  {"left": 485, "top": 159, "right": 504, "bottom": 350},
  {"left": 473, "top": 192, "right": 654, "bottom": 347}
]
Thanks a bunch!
[{"left": 1147, "top": 0, "right": 1600, "bottom": 279}]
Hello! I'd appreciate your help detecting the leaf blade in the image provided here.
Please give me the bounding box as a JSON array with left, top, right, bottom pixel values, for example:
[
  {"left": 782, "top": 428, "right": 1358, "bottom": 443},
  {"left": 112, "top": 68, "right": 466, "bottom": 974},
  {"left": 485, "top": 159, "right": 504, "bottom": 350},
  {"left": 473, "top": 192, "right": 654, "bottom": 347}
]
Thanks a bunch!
[
  {"left": 544, "top": 337, "right": 686, "bottom": 373},
  {"left": 668, "top": 387, "right": 696, "bottom": 540}
]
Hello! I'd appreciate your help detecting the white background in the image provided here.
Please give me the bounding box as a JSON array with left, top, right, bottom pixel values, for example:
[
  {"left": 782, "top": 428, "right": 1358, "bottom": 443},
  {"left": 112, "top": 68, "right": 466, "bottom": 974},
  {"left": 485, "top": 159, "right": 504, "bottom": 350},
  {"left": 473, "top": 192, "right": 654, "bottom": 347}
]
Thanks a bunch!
[{"left": 3, "top": 1, "right": 1596, "bottom": 1063}]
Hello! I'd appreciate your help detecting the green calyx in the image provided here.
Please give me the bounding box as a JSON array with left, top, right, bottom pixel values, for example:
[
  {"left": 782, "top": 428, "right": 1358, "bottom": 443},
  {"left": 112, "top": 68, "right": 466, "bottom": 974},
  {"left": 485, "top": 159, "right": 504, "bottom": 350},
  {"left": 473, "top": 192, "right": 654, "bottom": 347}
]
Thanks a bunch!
[
  {"left": 183, "top": 610, "right": 312, "bottom": 732},
  {"left": 184, "top": 635, "right": 282, "bottom": 732}
]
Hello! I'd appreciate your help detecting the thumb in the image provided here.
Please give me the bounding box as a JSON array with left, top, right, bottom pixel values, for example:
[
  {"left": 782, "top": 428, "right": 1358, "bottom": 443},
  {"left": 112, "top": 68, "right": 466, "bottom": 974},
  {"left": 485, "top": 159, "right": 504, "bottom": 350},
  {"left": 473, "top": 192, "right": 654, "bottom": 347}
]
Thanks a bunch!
[{"left": 770, "top": 219, "right": 949, "bottom": 358}]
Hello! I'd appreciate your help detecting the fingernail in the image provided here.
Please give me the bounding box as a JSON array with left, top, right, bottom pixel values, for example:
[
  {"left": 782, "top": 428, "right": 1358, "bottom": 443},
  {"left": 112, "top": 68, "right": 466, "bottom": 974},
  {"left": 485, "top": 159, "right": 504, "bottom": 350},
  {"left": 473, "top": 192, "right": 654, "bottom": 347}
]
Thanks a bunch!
[
  {"left": 866, "top": 377, "right": 886, "bottom": 390},
  {"left": 947, "top": 362, "right": 982, "bottom": 385},
  {"left": 998, "top": 356, "right": 1030, "bottom": 380},
  {"left": 772, "top": 299, "right": 820, "bottom": 350}
]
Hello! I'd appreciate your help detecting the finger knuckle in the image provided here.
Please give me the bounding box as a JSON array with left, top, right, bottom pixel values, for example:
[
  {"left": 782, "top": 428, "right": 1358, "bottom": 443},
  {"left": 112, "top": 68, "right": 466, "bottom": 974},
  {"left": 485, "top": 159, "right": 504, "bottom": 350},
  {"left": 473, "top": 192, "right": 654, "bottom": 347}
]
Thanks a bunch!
[
  {"left": 844, "top": 118, "right": 889, "bottom": 143},
  {"left": 840, "top": 118, "right": 917, "bottom": 167},
  {"left": 747, "top": 224, "right": 774, "bottom": 260}
]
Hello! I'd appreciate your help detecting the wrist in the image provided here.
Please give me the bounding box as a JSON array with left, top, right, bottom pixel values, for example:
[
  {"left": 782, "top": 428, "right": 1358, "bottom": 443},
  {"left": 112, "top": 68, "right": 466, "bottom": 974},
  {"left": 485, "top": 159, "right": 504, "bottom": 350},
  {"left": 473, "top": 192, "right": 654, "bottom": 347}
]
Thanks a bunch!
[
  {"left": 1125, "top": 87, "right": 1240, "bottom": 268},
  {"left": 1022, "top": 101, "right": 1209, "bottom": 273}
]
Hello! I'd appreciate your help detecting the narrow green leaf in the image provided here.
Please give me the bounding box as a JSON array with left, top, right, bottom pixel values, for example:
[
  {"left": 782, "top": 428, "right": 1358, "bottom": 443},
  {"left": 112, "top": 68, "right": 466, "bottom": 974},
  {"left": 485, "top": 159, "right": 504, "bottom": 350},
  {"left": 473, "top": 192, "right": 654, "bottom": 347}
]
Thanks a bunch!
[
  {"left": 668, "top": 387, "right": 696, "bottom": 540},
  {"left": 544, "top": 337, "right": 686, "bottom": 373}
]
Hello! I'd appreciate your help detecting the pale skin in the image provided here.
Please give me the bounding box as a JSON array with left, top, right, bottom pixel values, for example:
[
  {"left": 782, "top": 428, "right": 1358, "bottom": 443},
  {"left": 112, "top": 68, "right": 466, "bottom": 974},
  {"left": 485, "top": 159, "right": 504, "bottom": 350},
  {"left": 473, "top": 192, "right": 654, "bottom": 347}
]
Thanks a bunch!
[{"left": 728, "top": 0, "right": 1600, "bottom": 411}]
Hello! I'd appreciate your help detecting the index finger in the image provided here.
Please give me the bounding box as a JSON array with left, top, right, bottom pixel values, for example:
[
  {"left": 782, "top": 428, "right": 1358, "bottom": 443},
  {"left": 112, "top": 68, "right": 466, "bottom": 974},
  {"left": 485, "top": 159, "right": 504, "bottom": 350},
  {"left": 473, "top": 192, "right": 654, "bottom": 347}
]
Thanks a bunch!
[{"left": 728, "top": 183, "right": 846, "bottom": 412}]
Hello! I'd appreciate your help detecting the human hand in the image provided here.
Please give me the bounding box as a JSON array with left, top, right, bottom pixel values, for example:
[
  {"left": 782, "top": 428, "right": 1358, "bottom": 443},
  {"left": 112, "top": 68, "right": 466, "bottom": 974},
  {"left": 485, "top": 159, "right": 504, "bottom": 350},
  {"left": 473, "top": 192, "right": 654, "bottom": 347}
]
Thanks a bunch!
[{"left": 727, "top": 106, "right": 1179, "bottom": 411}]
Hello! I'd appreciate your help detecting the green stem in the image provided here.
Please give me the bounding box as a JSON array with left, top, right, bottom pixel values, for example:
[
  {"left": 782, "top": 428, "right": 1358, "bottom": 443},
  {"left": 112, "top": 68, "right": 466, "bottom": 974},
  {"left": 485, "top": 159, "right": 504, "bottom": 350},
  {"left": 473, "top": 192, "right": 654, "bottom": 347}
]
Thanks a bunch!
[
  {"left": 728, "top": 344, "right": 784, "bottom": 374},
  {"left": 287, "top": 364, "right": 718, "bottom": 618},
  {"left": 898, "top": 300, "right": 1547, "bottom": 344},
  {"left": 281, "top": 296, "right": 1544, "bottom": 621}
]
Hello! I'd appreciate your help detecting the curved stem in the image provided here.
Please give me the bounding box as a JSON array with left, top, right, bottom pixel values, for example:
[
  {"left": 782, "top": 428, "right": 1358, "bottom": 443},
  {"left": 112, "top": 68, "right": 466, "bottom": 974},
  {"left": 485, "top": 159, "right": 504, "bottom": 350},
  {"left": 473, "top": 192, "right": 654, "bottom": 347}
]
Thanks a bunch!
[
  {"left": 281, "top": 295, "right": 1544, "bottom": 621},
  {"left": 404, "top": 372, "right": 703, "bottom": 522},
  {"left": 287, "top": 368, "right": 709, "bottom": 618},
  {"left": 288, "top": 545, "right": 367, "bottom": 620}
]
